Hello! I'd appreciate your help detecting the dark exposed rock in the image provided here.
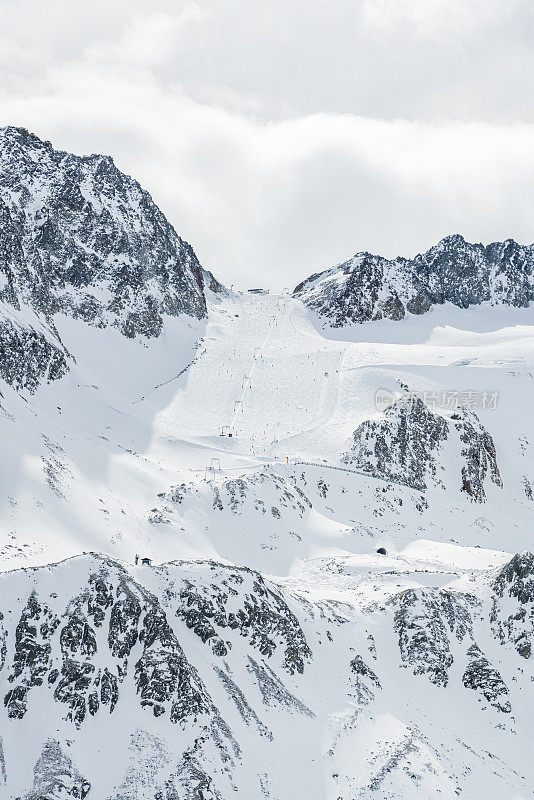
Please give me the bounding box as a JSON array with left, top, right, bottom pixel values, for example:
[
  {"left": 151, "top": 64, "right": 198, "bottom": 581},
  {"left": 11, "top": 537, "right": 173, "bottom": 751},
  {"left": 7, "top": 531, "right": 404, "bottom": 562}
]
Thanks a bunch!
[
  {"left": 343, "top": 395, "right": 502, "bottom": 501},
  {"left": 0, "top": 615, "right": 7, "bottom": 674},
  {"left": 492, "top": 551, "right": 534, "bottom": 658},
  {"left": 4, "top": 592, "right": 59, "bottom": 718},
  {"left": 453, "top": 408, "right": 503, "bottom": 501},
  {"left": 294, "top": 234, "right": 534, "bottom": 326},
  {"left": 462, "top": 644, "right": 511, "bottom": 712},
  {"left": 1, "top": 551, "right": 534, "bottom": 796},
  {"left": 173, "top": 562, "right": 312, "bottom": 674},
  {"left": 2, "top": 558, "right": 213, "bottom": 729},
  {"left": 391, "top": 585, "right": 512, "bottom": 713},
  {"left": 135, "top": 606, "right": 210, "bottom": 723},
  {"left": 0, "top": 126, "right": 215, "bottom": 392},
  {"left": 391, "top": 588, "right": 474, "bottom": 687},
  {"left": 349, "top": 654, "right": 381, "bottom": 707},
  {"left": 350, "top": 655, "right": 380, "bottom": 688},
  {"left": 59, "top": 612, "right": 97, "bottom": 658},
  {"left": 54, "top": 659, "right": 97, "bottom": 725},
  {"left": 343, "top": 395, "right": 448, "bottom": 491},
  {"left": 522, "top": 476, "right": 533, "bottom": 500},
  {"left": 108, "top": 590, "right": 141, "bottom": 658},
  {"left": 0, "top": 312, "right": 69, "bottom": 393}
]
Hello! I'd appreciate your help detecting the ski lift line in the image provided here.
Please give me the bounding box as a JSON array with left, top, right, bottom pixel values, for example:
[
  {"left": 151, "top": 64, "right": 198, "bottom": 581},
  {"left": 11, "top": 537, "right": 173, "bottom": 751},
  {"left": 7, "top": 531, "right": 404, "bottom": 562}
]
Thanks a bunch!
[
  {"left": 290, "top": 460, "right": 424, "bottom": 491},
  {"left": 193, "top": 455, "right": 421, "bottom": 492},
  {"left": 227, "top": 313, "right": 276, "bottom": 431}
]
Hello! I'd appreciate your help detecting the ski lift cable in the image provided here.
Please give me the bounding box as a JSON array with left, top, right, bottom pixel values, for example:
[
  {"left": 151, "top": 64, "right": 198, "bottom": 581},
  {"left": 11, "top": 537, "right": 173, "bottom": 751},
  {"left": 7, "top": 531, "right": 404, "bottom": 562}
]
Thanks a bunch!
[{"left": 227, "top": 312, "right": 276, "bottom": 431}]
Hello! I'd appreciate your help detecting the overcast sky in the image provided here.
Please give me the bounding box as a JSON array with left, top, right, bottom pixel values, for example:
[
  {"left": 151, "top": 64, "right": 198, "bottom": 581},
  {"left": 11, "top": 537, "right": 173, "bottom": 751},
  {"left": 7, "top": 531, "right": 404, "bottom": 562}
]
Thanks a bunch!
[{"left": 1, "top": 0, "right": 534, "bottom": 289}]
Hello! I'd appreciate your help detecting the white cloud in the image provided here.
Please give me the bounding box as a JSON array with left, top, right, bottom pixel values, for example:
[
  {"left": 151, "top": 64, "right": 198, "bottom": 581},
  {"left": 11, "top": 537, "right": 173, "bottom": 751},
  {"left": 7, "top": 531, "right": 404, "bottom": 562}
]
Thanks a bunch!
[
  {"left": 1, "top": 1, "right": 534, "bottom": 289},
  {"left": 87, "top": 5, "right": 208, "bottom": 69},
  {"left": 358, "top": 0, "right": 508, "bottom": 39}
]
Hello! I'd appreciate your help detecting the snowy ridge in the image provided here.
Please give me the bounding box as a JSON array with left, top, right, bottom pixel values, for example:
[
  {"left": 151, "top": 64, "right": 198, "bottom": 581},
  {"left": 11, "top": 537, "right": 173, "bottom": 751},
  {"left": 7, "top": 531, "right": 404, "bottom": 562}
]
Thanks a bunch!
[
  {"left": 294, "top": 234, "right": 534, "bottom": 326},
  {"left": 1, "top": 551, "right": 534, "bottom": 797}
]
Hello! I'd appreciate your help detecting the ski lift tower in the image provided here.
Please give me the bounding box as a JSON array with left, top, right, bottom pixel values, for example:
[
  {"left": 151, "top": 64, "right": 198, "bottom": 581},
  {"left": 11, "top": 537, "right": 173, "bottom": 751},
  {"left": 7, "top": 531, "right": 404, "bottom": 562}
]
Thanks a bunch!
[
  {"left": 204, "top": 458, "right": 221, "bottom": 483},
  {"left": 204, "top": 465, "right": 216, "bottom": 483}
]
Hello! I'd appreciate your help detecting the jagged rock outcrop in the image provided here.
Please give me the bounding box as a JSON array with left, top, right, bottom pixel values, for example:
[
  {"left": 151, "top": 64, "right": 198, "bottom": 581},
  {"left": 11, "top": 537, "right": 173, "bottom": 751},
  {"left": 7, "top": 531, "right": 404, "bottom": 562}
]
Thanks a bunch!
[
  {"left": 0, "top": 126, "right": 218, "bottom": 392},
  {"left": 390, "top": 585, "right": 511, "bottom": 712},
  {"left": 2, "top": 561, "right": 213, "bottom": 728},
  {"left": 294, "top": 234, "right": 534, "bottom": 325},
  {"left": 391, "top": 588, "right": 473, "bottom": 687},
  {"left": 349, "top": 654, "right": 381, "bottom": 707},
  {"left": 0, "top": 554, "right": 313, "bottom": 798},
  {"left": 462, "top": 644, "right": 511, "bottom": 713},
  {"left": 0, "top": 310, "right": 69, "bottom": 392},
  {"left": 168, "top": 561, "right": 312, "bottom": 674},
  {"left": 343, "top": 395, "right": 502, "bottom": 501},
  {"left": 491, "top": 551, "right": 534, "bottom": 658},
  {"left": 452, "top": 408, "right": 503, "bottom": 500},
  {"left": 343, "top": 395, "right": 448, "bottom": 492},
  {"left": 1, "top": 552, "right": 533, "bottom": 797}
]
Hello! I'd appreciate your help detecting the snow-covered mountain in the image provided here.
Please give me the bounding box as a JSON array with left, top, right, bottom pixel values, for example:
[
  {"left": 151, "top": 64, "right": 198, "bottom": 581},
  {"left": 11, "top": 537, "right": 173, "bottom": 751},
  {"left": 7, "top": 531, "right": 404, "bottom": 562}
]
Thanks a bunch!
[
  {"left": 0, "top": 127, "right": 221, "bottom": 393},
  {"left": 293, "top": 234, "right": 534, "bottom": 326},
  {"left": 3, "top": 549, "right": 534, "bottom": 799},
  {"left": 2, "top": 130, "right": 534, "bottom": 798}
]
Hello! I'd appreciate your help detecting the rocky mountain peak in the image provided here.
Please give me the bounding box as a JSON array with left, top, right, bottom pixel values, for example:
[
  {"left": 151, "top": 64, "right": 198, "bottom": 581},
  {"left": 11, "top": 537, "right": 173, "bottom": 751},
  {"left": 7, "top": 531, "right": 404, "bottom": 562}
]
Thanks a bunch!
[
  {"left": 0, "top": 127, "right": 222, "bottom": 392},
  {"left": 294, "top": 233, "right": 534, "bottom": 325}
]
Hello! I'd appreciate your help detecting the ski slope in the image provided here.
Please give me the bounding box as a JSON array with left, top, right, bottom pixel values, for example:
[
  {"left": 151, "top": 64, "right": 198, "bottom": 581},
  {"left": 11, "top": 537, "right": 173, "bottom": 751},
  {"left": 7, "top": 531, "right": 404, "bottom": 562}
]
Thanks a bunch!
[
  {"left": 1, "top": 290, "right": 534, "bottom": 576},
  {"left": 2, "top": 291, "right": 534, "bottom": 798}
]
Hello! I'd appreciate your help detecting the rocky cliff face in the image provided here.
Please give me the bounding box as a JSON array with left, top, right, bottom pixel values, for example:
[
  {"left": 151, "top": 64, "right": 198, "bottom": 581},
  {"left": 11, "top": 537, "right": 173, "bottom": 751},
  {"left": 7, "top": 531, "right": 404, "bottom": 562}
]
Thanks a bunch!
[
  {"left": 2, "top": 551, "right": 534, "bottom": 797},
  {"left": 0, "top": 554, "right": 315, "bottom": 798},
  {"left": 2, "top": 560, "right": 214, "bottom": 728},
  {"left": 491, "top": 551, "right": 534, "bottom": 659},
  {"left": 0, "top": 127, "right": 216, "bottom": 392},
  {"left": 391, "top": 585, "right": 511, "bottom": 713},
  {"left": 0, "top": 308, "right": 69, "bottom": 392},
  {"left": 343, "top": 395, "right": 502, "bottom": 501},
  {"left": 343, "top": 395, "right": 448, "bottom": 492},
  {"left": 294, "top": 234, "right": 534, "bottom": 325}
]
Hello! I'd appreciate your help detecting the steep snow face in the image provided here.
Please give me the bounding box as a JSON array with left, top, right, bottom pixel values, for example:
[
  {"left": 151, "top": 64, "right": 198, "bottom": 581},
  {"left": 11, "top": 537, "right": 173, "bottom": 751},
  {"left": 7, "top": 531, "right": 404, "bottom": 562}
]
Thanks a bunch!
[
  {"left": 0, "top": 553, "right": 315, "bottom": 799},
  {"left": 0, "top": 127, "right": 219, "bottom": 392},
  {"left": 2, "top": 551, "right": 534, "bottom": 798},
  {"left": 294, "top": 234, "right": 534, "bottom": 326}
]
